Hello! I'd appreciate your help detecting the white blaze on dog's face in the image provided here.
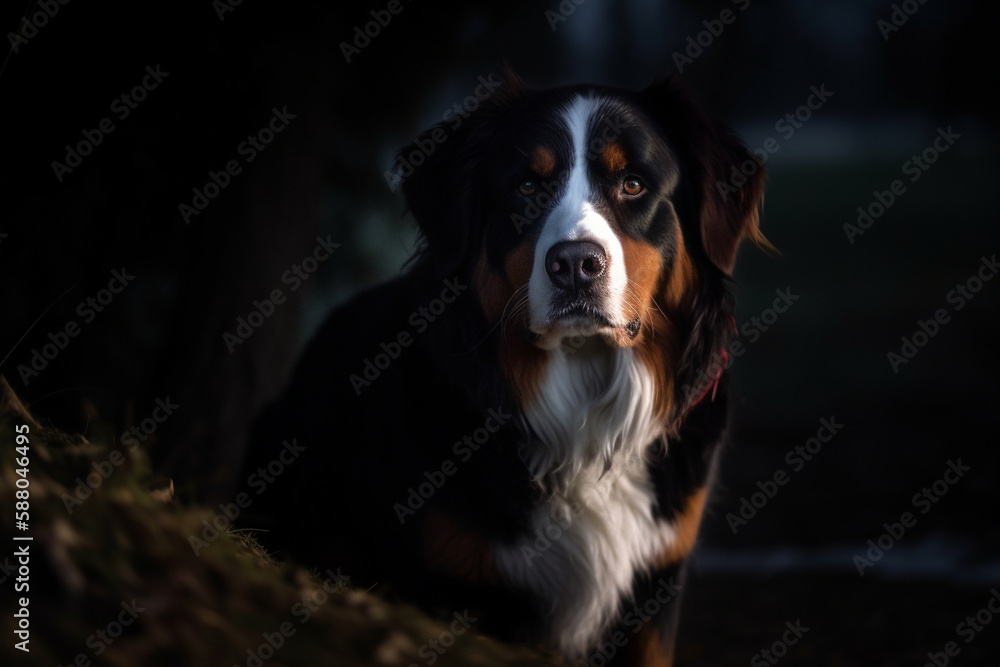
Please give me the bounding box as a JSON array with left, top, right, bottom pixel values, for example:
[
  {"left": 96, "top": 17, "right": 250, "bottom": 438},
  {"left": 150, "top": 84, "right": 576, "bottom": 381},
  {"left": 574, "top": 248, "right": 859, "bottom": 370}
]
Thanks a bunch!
[
  {"left": 527, "top": 96, "right": 632, "bottom": 349},
  {"left": 518, "top": 94, "right": 682, "bottom": 351}
]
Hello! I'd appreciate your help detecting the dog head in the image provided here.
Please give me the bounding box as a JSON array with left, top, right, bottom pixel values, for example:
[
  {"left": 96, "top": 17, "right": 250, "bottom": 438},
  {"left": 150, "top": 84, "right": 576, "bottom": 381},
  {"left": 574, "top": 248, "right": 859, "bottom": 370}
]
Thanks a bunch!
[{"left": 397, "top": 72, "right": 768, "bottom": 432}]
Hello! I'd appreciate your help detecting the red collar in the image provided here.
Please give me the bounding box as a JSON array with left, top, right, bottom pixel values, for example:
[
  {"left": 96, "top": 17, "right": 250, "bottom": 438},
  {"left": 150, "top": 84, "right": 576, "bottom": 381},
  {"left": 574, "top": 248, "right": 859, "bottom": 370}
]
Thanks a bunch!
[{"left": 690, "top": 348, "right": 728, "bottom": 408}]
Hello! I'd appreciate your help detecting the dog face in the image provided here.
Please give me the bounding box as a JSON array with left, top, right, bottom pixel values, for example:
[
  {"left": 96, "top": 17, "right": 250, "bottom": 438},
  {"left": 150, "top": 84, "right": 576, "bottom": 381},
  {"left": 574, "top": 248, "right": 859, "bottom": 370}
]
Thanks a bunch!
[
  {"left": 400, "top": 73, "right": 767, "bottom": 425},
  {"left": 482, "top": 94, "right": 684, "bottom": 353}
]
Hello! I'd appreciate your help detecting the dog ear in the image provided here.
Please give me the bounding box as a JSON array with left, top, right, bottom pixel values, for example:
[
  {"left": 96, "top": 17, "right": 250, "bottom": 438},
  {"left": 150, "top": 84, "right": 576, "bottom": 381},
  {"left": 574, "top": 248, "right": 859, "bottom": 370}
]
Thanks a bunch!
[
  {"left": 638, "top": 76, "right": 772, "bottom": 275},
  {"left": 394, "top": 70, "right": 527, "bottom": 275}
]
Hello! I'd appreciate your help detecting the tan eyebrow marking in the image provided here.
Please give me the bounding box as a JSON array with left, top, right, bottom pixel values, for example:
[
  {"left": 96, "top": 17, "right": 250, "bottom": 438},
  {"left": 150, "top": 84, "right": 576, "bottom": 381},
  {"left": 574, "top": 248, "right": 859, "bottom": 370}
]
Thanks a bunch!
[
  {"left": 530, "top": 146, "right": 556, "bottom": 177},
  {"left": 602, "top": 140, "right": 628, "bottom": 173}
]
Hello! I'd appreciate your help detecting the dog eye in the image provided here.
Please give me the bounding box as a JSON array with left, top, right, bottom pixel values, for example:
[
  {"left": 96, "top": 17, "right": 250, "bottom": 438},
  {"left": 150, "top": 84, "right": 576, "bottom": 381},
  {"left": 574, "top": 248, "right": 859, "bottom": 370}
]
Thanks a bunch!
[
  {"left": 518, "top": 180, "right": 536, "bottom": 196},
  {"left": 623, "top": 177, "right": 644, "bottom": 196}
]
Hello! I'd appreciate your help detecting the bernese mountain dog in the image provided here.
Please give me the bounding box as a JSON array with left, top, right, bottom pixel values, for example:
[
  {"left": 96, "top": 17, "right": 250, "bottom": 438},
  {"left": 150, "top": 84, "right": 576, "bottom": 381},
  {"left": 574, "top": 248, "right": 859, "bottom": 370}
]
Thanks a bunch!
[{"left": 240, "top": 72, "right": 769, "bottom": 666}]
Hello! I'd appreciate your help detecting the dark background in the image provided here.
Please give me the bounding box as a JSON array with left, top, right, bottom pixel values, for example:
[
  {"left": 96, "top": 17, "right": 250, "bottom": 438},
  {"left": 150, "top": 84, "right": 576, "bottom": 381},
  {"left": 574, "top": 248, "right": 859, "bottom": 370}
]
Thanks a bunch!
[{"left": 2, "top": 0, "right": 998, "bottom": 664}]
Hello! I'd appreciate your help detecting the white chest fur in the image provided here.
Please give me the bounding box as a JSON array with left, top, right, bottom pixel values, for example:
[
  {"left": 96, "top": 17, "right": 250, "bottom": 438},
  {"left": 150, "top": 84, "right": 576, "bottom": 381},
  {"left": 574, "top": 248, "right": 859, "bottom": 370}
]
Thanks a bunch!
[{"left": 495, "top": 346, "right": 678, "bottom": 658}]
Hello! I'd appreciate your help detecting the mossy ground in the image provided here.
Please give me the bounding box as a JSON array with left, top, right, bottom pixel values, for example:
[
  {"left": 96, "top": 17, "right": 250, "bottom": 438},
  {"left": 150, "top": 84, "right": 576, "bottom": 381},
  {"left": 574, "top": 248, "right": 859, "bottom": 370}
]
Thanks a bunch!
[{"left": 0, "top": 377, "right": 563, "bottom": 667}]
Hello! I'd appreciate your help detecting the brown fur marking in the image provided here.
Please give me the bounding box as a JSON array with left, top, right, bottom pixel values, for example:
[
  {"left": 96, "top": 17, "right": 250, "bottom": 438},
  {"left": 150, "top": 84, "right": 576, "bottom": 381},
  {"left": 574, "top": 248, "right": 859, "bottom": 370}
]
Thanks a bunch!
[
  {"left": 621, "top": 236, "right": 685, "bottom": 424},
  {"left": 602, "top": 140, "right": 628, "bottom": 173},
  {"left": 657, "top": 487, "right": 708, "bottom": 567},
  {"left": 618, "top": 236, "right": 663, "bottom": 347},
  {"left": 530, "top": 146, "right": 556, "bottom": 177},
  {"left": 624, "top": 624, "right": 675, "bottom": 667},
  {"left": 699, "top": 157, "right": 770, "bottom": 274},
  {"left": 663, "top": 227, "right": 699, "bottom": 314},
  {"left": 474, "top": 242, "right": 546, "bottom": 407}
]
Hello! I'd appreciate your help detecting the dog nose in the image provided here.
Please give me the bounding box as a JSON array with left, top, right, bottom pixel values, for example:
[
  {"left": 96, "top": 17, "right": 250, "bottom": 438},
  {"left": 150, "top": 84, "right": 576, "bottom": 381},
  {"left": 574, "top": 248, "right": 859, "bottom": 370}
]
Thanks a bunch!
[{"left": 545, "top": 241, "right": 608, "bottom": 293}]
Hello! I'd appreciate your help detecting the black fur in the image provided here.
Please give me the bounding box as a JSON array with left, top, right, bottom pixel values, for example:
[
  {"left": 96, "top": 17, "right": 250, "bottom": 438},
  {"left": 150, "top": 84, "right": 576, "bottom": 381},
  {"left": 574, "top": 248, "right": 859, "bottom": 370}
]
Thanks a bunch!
[{"left": 239, "top": 73, "right": 766, "bottom": 664}]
